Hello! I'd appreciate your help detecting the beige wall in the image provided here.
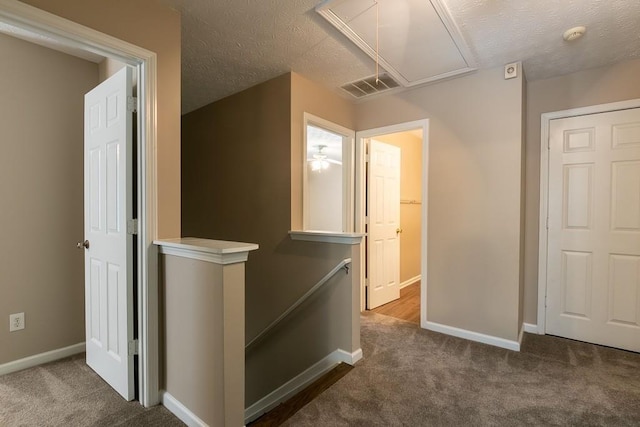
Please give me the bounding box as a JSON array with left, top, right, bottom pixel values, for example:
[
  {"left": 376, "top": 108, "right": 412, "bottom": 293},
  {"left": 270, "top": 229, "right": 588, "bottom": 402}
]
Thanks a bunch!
[
  {"left": 21, "top": 0, "right": 182, "bottom": 238},
  {"left": 181, "top": 75, "right": 293, "bottom": 343},
  {"left": 244, "top": 243, "right": 357, "bottom": 407},
  {"left": 162, "top": 255, "right": 245, "bottom": 427},
  {"left": 181, "top": 74, "right": 360, "bottom": 406},
  {"left": 357, "top": 66, "right": 525, "bottom": 342},
  {"left": 375, "top": 132, "right": 423, "bottom": 283},
  {"left": 523, "top": 58, "right": 640, "bottom": 324},
  {"left": 291, "top": 72, "right": 356, "bottom": 230},
  {"left": 0, "top": 33, "right": 98, "bottom": 364},
  {"left": 98, "top": 57, "right": 126, "bottom": 82}
]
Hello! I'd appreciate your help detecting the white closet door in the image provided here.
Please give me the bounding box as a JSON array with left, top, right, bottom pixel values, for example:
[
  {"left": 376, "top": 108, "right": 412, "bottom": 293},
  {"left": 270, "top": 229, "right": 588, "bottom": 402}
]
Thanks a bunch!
[{"left": 546, "top": 107, "right": 640, "bottom": 352}]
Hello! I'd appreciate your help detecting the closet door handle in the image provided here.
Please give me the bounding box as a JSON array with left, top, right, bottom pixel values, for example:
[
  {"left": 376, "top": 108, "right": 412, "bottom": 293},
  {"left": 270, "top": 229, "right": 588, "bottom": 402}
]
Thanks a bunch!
[{"left": 76, "top": 240, "right": 90, "bottom": 249}]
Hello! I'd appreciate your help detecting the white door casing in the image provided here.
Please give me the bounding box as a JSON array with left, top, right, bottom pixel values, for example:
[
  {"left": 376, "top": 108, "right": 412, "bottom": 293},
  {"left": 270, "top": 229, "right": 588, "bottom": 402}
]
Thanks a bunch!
[
  {"left": 545, "top": 107, "right": 640, "bottom": 352},
  {"left": 367, "top": 139, "right": 401, "bottom": 309},
  {"left": 355, "top": 120, "right": 429, "bottom": 325},
  {"left": 84, "top": 66, "right": 135, "bottom": 400}
]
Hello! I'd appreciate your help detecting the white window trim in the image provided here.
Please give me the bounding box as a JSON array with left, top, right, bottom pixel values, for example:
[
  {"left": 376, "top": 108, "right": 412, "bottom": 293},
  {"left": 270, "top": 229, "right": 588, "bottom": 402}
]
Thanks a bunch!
[
  {"left": 288, "top": 230, "right": 363, "bottom": 245},
  {"left": 0, "top": 0, "right": 160, "bottom": 406},
  {"left": 302, "top": 112, "right": 355, "bottom": 233}
]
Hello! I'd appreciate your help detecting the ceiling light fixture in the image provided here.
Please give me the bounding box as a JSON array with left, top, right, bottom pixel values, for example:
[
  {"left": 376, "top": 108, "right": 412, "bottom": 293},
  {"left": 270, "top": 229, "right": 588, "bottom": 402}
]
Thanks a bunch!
[
  {"left": 310, "top": 145, "right": 330, "bottom": 172},
  {"left": 563, "top": 26, "right": 586, "bottom": 41}
]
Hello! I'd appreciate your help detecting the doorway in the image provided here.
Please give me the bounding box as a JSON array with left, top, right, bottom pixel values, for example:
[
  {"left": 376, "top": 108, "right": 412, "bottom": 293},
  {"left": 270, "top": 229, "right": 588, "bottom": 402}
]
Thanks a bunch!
[
  {"left": 538, "top": 100, "right": 640, "bottom": 352},
  {"left": 0, "top": 1, "right": 159, "bottom": 406},
  {"left": 356, "top": 120, "right": 429, "bottom": 327}
]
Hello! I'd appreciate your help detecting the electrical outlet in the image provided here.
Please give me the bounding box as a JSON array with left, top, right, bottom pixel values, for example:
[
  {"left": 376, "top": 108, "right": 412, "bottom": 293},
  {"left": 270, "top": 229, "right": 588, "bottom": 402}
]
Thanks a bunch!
[{"left": 9, "top": 312, "right": 25, "bottom": 332}]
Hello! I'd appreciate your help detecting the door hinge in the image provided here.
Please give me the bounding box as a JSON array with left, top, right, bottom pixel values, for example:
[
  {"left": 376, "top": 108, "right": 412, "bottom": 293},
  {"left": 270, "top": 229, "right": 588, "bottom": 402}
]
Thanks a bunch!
[
  {"left": 128, "top": 339, "right": 139, "bottom": 356},
  {"left": 127, "top": 219, "right": 138, "bottom": 235},
  {"left": 127, "top": 96, "right": 137, "bottom": 113},
  {"left": 546, "top": 216, "right": 549, "bottom": 230}
]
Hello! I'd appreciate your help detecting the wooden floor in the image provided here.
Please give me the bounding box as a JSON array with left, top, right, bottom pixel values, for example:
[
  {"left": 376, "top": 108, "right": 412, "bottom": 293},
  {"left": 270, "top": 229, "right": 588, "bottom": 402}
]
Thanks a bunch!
[
  {"left": 248, "top": 363, "right": 353, "bottom": 426},
  {"left": 371, "top": 281, "right": 420, "bottom": 324}
]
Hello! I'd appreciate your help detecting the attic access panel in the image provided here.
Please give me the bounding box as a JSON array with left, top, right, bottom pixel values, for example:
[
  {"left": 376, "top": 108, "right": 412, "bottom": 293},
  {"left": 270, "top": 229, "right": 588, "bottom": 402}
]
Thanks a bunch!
[{"left": 317, "top": 0, "right": 476, "bottom": 87}]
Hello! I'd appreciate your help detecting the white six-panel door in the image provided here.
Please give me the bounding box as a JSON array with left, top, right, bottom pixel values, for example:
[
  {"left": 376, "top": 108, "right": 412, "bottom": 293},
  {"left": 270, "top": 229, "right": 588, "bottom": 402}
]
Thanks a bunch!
[
  {"left": 367, "top": 139, "right": 401, "bottom": 309},
  {"left": 83, "top": 67, "right": 135, "bottom": 399},
  {"left": 546, "top": 108, "right": 640, "bottom": 352}
]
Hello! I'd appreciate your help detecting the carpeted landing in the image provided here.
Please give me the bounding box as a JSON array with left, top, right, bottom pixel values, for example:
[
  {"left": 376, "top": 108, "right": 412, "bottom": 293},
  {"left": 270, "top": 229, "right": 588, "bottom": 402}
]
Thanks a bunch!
[
  {"left": 0, "top": 353, "right": 183, "bottom": 426},
  {"left": 3, "top": 314, "right": 640, "bottom": 426},
  {"left": 284, "top": 312, "right": 640, "bottom": 426}
]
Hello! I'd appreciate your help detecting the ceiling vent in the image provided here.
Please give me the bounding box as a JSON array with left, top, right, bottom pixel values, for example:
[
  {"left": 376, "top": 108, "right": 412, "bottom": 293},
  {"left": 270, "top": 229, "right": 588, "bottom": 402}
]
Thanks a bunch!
[{"left": 341, "top": 73, "right": 400, "bottom": 98}]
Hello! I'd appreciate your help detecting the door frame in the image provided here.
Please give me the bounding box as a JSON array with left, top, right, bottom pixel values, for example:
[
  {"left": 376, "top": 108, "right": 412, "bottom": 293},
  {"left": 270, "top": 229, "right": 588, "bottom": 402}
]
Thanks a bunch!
[
  {"left": 0, "top": 0, "right": 160, "bottom": 406},
  {"left": 537, "top": 98, "right": 640, "bottom": 335},
  {"left": 355, "top": 119, "right": 429, "bottom": 327}
]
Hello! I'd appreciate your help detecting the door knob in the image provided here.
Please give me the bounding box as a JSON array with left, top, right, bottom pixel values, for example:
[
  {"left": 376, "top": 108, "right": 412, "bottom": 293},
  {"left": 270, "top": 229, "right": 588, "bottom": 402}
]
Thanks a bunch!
[
  {"left": 396, "top": 228, "right": 403, "bottom": 234},
  {"left": 77, "top": 240, "right": 90, "bottom": 249}
]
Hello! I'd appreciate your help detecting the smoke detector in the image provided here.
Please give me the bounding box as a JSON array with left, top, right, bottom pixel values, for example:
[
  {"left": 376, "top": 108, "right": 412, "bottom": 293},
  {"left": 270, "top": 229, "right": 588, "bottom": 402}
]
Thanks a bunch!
[{"left": 563, "top": 26, "right": 586, "bottom": 41}]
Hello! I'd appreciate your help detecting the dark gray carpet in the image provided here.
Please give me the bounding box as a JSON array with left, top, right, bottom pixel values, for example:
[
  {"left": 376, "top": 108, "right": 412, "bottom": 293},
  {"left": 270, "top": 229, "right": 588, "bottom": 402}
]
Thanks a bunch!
[
  {"left": 0, "top": 354, "right": 184, "bottom": 426},
  {"left": 284, "top": 312, "right": 640, "bottom": 426}
]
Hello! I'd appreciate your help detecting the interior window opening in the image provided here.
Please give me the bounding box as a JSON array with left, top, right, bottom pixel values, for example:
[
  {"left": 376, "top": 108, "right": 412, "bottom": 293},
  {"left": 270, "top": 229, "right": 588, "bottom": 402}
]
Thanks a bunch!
[{"left": 303, "top": 113, "right": 355, "bottom": 233}]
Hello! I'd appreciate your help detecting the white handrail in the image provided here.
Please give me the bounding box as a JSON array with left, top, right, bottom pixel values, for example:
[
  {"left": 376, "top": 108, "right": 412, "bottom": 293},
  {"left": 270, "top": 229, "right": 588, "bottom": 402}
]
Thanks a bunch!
[{"left": 245, "top": 258, "right": 352, "bottom": 350}]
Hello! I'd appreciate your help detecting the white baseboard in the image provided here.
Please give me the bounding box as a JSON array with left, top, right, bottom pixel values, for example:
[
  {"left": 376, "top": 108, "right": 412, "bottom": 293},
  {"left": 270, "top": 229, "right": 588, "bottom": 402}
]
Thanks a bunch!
[
  {"left": 399, "top": 275, "right": 421, "bottom": 289},
  {"left": 523, "top": 322, "right": 540, "bottom": 334},
  {"left": 244, "top": 347, "right": 362, "bottom": 424},
  {"left": 335, "top": 348, "right": 363, "bottom": 365},
  {"left": 161, "top": 391, "right": 208, "bottom": 427},
  {"left": 518, "top": 325, "right": 524, "bottom": 346},
  {"left": 0, "top": 342, "right": 85, "bottom": 376},
  {"left": 425, "top": 321, "right": 520, "bottom": 352}
]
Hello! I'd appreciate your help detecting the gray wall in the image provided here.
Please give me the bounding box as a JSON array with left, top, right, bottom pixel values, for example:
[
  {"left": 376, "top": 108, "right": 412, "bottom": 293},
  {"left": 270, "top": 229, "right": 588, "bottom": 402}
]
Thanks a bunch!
[
  {"left": 357, "top": 66, "right": 525, "bottom": 342},
  {"left": 523, "top": 58, "right": 640, "bottom": 324},
  {"left": 0, "top": 33, "right": 98, "bottom": 365}
]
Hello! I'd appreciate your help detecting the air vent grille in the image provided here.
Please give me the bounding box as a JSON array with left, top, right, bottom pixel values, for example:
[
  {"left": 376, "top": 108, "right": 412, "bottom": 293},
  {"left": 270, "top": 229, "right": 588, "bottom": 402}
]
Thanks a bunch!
[{"left": 340, "top": 73, "right": 400, "bottom": 99}]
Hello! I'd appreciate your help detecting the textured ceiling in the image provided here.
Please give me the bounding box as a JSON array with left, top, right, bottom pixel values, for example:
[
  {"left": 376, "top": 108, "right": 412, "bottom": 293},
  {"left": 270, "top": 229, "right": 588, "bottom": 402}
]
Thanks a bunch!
[
  {"left": 164, "top": 0, "right": 640, "bottom": 114},
  {"left": 446, "top": 0, "right": 640, "bottom": 82},
  {"left": 166, "top": 0, "right": 376, "bottom": 113}
]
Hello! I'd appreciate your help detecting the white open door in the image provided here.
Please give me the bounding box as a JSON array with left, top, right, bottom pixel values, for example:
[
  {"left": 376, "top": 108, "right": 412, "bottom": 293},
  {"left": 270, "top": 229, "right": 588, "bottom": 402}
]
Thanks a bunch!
[
  {"left": 82, "top": 66, "right": 135, "bottom": 400},
  {"left": 367, "top": 139, "right": 401, "bottom": 309},
  {"left": 546, "top": 107, "right": 640, "bottom": 352}
]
